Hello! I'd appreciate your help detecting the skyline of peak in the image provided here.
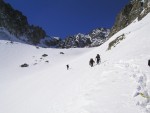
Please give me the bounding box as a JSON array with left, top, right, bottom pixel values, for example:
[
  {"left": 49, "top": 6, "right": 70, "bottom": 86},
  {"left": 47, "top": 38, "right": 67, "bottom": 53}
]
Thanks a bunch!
[{"left": 4, "top": 0, "right": 129, "bottom": 38}]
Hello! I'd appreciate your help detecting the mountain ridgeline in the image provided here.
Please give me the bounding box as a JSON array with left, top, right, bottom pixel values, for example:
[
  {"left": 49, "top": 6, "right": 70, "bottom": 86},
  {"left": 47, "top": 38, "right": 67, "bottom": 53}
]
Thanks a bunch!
[
  {"left": 0, "top": 0, "right": 46, "bottom": 44},
  {"left": 0, "top": 0, "right": 110, "bottom": 48},
  {"left": 1, "top": 0, "right": 150, "bottom": 48},
  {"left": 40, "top": 28, "right": 110, "bottom": 48},
  {"left": 56, "top": 28, "right": 110, "bottom": 48},
  {"left": 109, "top": 0, "right": 150, "bottom": 37}
]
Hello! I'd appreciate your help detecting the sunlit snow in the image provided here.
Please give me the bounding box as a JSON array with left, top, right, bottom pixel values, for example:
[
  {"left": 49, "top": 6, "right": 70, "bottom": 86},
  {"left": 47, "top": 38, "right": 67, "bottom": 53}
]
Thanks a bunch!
[{"left": 0, "top": 13, "right": 150, "bottom": 113}]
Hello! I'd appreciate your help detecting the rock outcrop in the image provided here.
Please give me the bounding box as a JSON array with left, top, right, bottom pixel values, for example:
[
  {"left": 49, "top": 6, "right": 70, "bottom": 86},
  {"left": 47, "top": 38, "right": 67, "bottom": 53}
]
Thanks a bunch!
[{"left": 109, "top": 0, "right": 150, "bottom": 37}]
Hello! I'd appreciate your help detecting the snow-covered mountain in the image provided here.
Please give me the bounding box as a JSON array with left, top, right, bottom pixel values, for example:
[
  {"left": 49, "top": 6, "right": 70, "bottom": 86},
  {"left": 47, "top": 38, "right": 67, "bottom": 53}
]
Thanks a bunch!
[
  {"left": 0, "top": 27, "right": 110, "bottom": 48},
  {"left": 40, "top": 36, "right": 61, "bottom": 48},
  {"left": 0, "top": 6, "right": 150, "bottom": 113},
  {"left": 89, "top": 28, "right": 110, "bottom": 47},
  {"left": 0, "top": 0, "right": 110, "bottom": 48},
  {"left": 58, "top": 28, "right": 110, "bottom": 48}
]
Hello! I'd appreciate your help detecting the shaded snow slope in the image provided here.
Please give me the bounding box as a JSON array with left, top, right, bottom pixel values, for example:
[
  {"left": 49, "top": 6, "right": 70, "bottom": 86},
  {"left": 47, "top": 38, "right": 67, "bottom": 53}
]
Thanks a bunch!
[
  {"left": 0, "top": 13, "right": 150, "bottom": 113},
  {"left": 0, "top": 27, "right": 28, "bottom": 44}
]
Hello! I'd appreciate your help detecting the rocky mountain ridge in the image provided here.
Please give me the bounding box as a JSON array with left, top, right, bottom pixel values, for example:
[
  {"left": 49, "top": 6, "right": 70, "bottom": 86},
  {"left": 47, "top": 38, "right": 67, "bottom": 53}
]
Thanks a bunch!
[
  {"left": 0, "top": 0, "right": 46, "bottom": 44},
  {"left": 0, "top": 0, "right": 110, "bottom": 48},
  {"left": 56, "top": 28, "right": 110, "bottom": 48},
  {"left": 109, "top": 0, "right": 150, "bottom": 37},
  {"left": 1, "top": 0, "right": 150, "bottom": 48}
]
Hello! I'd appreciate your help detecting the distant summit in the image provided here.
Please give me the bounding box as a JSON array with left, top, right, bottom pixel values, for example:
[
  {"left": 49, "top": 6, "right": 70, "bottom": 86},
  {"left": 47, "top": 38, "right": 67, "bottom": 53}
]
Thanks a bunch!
[{"left": 57, "top": 28, "right": 110, "bottom": 48}]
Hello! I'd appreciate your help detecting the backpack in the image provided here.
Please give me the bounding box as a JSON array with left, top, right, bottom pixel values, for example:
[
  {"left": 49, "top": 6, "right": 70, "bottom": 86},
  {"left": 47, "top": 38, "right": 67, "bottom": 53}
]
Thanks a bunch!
[{"left": 148, "top": 60, "right": 150, "bottom": 66}]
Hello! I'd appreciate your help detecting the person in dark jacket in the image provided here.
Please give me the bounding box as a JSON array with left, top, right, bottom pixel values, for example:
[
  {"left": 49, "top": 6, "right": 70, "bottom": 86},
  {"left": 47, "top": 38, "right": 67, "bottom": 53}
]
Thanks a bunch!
[
  {"left": 95, "top": 54, "right": 101, "bottom": 64},
  {"left": 66, "top": 64, "right": 69, "bottom": 70},
  {"left": 89, "top": 58, "right": 95, "bottom": 67},
  {"left": 148, "top": 60, "right": 150, "bottom": 67}
]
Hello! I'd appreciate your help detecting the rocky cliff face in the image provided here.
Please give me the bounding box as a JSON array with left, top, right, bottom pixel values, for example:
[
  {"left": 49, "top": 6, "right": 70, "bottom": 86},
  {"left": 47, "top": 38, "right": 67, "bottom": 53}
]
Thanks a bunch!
[
  {"left": 0, "top": 0, "right": 46, "bottom": 44},
  {"left": 57, "top": 28, "right": 110, "bottom": 48},
  {"left": 89, "top": 28, "right": 110, "bottom": 47},
  {"left": 109, "top": 0, "right": 150, "bottom": 37}
]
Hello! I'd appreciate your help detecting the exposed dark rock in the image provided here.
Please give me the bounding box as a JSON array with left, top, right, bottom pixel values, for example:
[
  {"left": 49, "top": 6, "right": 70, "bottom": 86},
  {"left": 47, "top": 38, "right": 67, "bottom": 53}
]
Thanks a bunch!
[
  {"left": 45, "top": 60, "right": 49, "bottom": 63},
  {"left": 42, "top": 54, "right": 48, "bottom": 57},
  {"left": 10, "top": 41, "right": 13, "bottom": 44},
  {"left": 148, "top": 59, "right": 150, "bottom": 66},
  {"left": 0, "top": 0, "right": 46, "bottom": 45},
  {"left": 41, "top": 36, "right": 61, "bottom": 47},
  {"left": 108, "top": 34, "right": 125, "bottom": 50},
  {"left": 20, "top": 63, "right": 29, "bottom": 67},
  {"left": 60, "top": 52, "right": 64, "bottom": 54},
  {"left": 33, "top": 63, "right": 37, "bottom": 65},
  {"left": 109, "top": 0, "right": 150, "bottom": 37},
  {"left": 36, "top": 46, "right": 40, "bottom": 49}
]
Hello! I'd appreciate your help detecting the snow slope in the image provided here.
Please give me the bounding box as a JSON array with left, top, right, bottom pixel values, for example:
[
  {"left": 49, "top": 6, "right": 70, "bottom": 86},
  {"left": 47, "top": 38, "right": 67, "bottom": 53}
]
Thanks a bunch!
[{"left": 0, "top": 13, "right": 150, "bottom": 113}]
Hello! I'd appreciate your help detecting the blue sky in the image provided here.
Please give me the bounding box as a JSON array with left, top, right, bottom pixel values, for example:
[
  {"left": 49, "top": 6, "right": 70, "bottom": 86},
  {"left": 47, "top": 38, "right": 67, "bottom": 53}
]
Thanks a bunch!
[{"left": 5, "top": 0, "right": 129, "bottom": 38}]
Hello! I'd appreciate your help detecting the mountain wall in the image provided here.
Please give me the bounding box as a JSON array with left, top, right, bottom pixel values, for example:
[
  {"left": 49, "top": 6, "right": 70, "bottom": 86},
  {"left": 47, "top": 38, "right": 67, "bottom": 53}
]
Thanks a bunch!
[
  {"left": 109, "top": 0, "right": 150, "bottom": 37},
  {"left": 57, "top": 28, "right": 110, "bottom": 48},
  {"left": 0, "top": 0, "right": 46, "bottom": 44}
]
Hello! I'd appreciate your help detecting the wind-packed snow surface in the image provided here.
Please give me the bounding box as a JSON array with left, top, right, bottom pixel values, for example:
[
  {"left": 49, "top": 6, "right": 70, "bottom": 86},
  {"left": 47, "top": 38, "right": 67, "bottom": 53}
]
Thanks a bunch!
[{"left": 0, "top": 13, "right": 150, "bottom": 113}]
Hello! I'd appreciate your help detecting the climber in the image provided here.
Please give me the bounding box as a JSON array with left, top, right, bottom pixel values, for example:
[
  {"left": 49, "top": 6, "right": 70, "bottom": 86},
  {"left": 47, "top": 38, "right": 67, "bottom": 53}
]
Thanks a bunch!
[
  {"left": 95, "top": 54, "right": 101, "bottom": 64},
  {"left": 89, "top": 58, "right": 95, "bottom": 67},
  {"left": 66, "top": 64, "right": 69, "bottom": 70}
]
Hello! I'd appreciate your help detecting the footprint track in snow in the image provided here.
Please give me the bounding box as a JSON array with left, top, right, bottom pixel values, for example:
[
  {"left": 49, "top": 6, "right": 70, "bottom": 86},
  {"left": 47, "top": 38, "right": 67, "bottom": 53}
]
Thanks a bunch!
[{"left": 114, "top": 60, "right": 150, "bottom": 113}]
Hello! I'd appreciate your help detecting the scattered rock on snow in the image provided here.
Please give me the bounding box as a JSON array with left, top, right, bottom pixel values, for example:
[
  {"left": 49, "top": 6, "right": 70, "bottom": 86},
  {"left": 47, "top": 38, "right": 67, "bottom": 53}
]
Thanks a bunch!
[
  {"left": 42, "top": 54, "right": 48, "bottom": 57},
  {"left": 10, "top": 41, "right": 14, "bottom": 44},
  {"left": 36, "top": 46, "right": 40, "bottom": 49},
  {"left": 20, "top": 63, "right": 29, "bottom": 67},
  {"left": 45, "top": 60, "right": 49, "bottom": 63},
  {"left": 33, "top": 63, "right": 37, "bottom": 65},
  {"left": 60, "top": 52, "right": 64, "bottom": 54}
]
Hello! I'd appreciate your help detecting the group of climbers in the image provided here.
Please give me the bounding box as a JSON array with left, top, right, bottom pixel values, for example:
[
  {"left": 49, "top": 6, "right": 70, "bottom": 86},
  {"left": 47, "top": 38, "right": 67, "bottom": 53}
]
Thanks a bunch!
[
  {"left": 66, "top": 53, "right": 150, "bottom": 70},
  {"left": 89, "top": 54, "right": 101, "bottom": 67},
  {"left": 66, "top": 54, "right": 101, "bottom": 70}
]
